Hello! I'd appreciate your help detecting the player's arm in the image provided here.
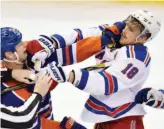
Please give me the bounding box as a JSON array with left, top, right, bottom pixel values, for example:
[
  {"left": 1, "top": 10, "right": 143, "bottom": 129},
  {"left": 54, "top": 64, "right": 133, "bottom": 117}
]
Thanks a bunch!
[
  {"left": 26, "top": 22, "right": 125, "bottom": 67},
  {"left": 51, "top": 36, "right": 102, "bottom": 66},
  {"left": 51, "top": 22, "right": 125, "bottom": 66},
  {"left": 66, "top": 59, "right": 145, "bottom": 95},
  {"left": 27, "top": 36, "right": 112, "bottom": 67},
  {"left": 51, "top": 21, "right": 125, "bottom": 48},
  {"left": 135, "top": 88, "right": 164, "bottom": 109},
  {"left": 26, "top": 21, "right": 125, "bottom": 55},
  {"left": 44, "top": 58, "right": 145, "bottom": 95},
  {"left": 0, "top": 93, "right": 42, "bottom": 129}
]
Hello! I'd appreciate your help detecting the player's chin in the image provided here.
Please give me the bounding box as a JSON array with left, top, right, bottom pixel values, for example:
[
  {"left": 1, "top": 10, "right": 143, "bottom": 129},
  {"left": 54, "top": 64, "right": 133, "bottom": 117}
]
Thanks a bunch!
[
  {"left": 21, "top": 53, "right": 28, "bottom": 61},
  {"left": 120, "top": 38, "right": 126, "bottom": 45}
]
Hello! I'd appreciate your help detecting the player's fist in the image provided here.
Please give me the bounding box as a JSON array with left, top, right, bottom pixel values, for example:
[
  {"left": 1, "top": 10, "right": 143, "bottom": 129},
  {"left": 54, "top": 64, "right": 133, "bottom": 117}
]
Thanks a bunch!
[
  {"left": 46, "top": 61, "right": 67, "bottom": 83},
  {"left": 135, "top": 88, "right": 164, "bottom": 109},
  {"left": 60, "top": 116, "right": 86, "bottom": 129},
  {"left": 146, "top": 89, "right": 164, "bottom": 108},
  {"left": 101, "top": 21, "right": 125, "bottom": 48}
]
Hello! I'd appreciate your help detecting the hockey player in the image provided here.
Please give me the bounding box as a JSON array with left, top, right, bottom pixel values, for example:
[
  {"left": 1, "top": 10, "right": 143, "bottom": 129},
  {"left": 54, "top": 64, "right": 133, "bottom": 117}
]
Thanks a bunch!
[
  {"left": 135, "top": 88, "right": 164, "bottom": 109},
  {"left": 42, "top": 10, "right": 161, "bottom": 129},
  {"left": 1, "top": 9, "right": 160, "bottom": 128},
  {"left": 0, "top": 27, "right": 86, "bottom": 129}
]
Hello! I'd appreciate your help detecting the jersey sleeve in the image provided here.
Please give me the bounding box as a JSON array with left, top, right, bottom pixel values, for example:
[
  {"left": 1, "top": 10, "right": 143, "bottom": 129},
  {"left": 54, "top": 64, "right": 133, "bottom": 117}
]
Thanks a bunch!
[
  {"left": 51, "top": 24, "right": 109, "bottom": 48},
  {"left": 26, "top": 22, "right": 123, "bottom": 66},
  {"left": 71, "top": 58, "right": 147, "bottom": 95},
  {"left": 26, "top": 23, "right": 116, "bottom": 54},
  {"left": 0, "top": 93, "right": 42, "bottom": 128},
  {"left": 51, "top": 22, "right": 124, "bottom": 48},
  {"left": 50, "top": 36, "right": 102, "bottom": 66}
]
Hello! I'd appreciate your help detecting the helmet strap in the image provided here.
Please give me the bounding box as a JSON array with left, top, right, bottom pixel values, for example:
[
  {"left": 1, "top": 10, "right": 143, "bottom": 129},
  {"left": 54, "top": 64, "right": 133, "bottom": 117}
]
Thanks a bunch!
[{"left": 3, "top": 52, "right": 24, "bottom": 65}]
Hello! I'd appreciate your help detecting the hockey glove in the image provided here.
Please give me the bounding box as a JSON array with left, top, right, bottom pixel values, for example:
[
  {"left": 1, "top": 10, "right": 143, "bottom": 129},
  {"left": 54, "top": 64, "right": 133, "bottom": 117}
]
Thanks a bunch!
[
  {"left": 31, "top": 50, "right": 49, "bottom": 71},
  {"left": 37, "top": 35, "right": 56, "bottom": 57},
  {"left": 135, "top": 88, "right": 164, "bottom": 109},
  {"left": 101, "top": 21, "right": 125, "bottom": 48},
  {"left": 60, "top": 116, "right": 87, "bottom": 129},
  {"left": 39, "top": 61, "right": 68, "bottom": 83}
]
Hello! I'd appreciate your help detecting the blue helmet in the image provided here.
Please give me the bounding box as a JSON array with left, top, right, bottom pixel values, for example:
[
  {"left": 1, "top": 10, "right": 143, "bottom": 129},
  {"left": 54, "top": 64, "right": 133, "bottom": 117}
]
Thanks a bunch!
[{"left": 1, "top": 27, "right": 22, "bottom": 60}]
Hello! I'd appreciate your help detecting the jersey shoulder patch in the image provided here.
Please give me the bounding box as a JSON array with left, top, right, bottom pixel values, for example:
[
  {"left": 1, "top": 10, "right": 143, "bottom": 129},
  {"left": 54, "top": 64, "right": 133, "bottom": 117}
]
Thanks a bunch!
[{"left": 126, "top": 45, "right": 151, "bottom": 67}]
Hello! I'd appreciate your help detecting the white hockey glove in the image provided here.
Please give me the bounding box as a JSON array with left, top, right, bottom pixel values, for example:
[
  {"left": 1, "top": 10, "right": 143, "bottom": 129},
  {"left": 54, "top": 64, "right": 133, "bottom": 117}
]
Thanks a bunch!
[
  {"left": 146, "top": 89, "right": 164, "bottom": 108},
  {"left": 32, "top": 50, "right": 48, "bottom": 71},
  {"left": 37, "top": 35, "right": 56, "bottom": 57},
  {"left": 135, "top": 88, "right": 164, "bottom": 109},
  {"left": 37, "top": 61, "right": 68, "bottom": 83}
]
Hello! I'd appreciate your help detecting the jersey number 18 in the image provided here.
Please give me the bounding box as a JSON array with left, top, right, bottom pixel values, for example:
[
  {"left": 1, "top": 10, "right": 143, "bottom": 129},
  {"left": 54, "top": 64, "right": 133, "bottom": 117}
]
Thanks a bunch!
[{"left": 121, "top": 63, "right": 139, "bottom": 79}]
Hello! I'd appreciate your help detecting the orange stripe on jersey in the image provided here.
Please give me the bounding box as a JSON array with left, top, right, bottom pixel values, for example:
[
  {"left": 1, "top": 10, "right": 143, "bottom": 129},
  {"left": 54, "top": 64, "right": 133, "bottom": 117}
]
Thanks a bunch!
[
  {"left": 4, "top": 80, "right": 31, "bottom": 100},
  {"left": 76, "top": 36, "right": 101, "bottom": 62},
  {"left": 65, "top": 46, "right": 70, "bottom": 65},
  {"left": 105, "top": 25, "right": 120, "bottom": 35},
  {"left": 14, "top": 87, "right": 31, "bottom": 100},
  {"left": 104, "top": 72, "right": 114, "bottom": 94},
  {"left": 41, "top": 117, "right": 62, "bottom": 129}
]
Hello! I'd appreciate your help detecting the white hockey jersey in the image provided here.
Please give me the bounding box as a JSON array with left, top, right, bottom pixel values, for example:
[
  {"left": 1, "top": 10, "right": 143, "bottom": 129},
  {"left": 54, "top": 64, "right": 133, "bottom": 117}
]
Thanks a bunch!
[{"left": 72, "top": 44, "right": 151, "bottom": 123}]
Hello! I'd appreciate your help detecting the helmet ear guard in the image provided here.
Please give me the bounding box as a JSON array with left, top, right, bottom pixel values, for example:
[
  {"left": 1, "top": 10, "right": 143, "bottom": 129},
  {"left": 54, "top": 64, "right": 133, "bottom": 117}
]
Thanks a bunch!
[{"left": 3, "top": 52, "right": 24, "bottom": 65}]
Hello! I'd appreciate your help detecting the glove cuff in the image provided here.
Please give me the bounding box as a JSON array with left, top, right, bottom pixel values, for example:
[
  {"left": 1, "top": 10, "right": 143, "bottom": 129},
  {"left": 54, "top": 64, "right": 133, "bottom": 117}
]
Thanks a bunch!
[
  {"left": 60, "top": 116, "right": 68, "bottom": 128},
  {"left": 60, "top": 117, "right": 75, "bottom": 129}
]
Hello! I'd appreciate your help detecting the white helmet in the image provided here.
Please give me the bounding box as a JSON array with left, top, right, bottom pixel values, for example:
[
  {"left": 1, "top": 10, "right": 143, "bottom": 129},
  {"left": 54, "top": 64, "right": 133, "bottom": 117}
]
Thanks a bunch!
[{"left": 127, "top": 9, "right": 161, "bottom": 41}]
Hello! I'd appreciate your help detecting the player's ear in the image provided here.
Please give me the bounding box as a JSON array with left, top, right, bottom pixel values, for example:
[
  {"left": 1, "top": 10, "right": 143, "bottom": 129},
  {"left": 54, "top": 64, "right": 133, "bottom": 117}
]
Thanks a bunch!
[
  {"left": 137, "top": 35, "right": 148, "bottom": 44},
  {"left": 138, "top": 33, "right": 151, "bottom": 44},
  {"left": 5, "top": 52, "right": 17, "bottom": 61}
]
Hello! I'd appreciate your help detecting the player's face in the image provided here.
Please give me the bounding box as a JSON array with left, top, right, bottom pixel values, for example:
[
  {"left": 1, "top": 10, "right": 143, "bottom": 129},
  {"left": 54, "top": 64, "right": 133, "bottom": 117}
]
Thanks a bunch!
[
  {"left": 120, "top": 22, "right": 141, "bottom": 45},
  {"left": 4, "top": 42, "right": 28, "bottom": 69},
  {"left": 15, "top": 41, "right": 28, "bottom": 62}
]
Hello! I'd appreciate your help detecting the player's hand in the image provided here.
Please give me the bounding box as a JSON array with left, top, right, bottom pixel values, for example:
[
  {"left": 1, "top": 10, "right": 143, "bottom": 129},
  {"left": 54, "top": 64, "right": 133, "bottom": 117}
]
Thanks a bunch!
[
  {"left": 37, "top": 35, "right": 55, "bottom": 57},
  {"left": 145, "top": 89, "right": 164, "bottom": 108},
  {"left": 102, "top": 21, "right": 125, "bottom": 48},
  {"left": 135, "top": 88, "right": 164, "bottom": 108},
  {"left": 60, "top": 116, "right": 86, "bottom": 129},
  {"left": 31, "top": 50, "right": 49, "bottom": 71},
  {"left": 12, "top": 69, "right": 36, "bottom": 84},
  {"left": 46, "top": 61, "right": 67, "bottom": 83},
  {"left": 34, "top": 75, "right": 53, "bottom": 97}
]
